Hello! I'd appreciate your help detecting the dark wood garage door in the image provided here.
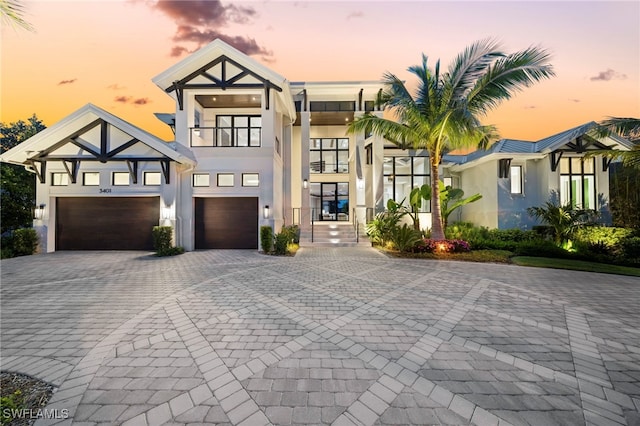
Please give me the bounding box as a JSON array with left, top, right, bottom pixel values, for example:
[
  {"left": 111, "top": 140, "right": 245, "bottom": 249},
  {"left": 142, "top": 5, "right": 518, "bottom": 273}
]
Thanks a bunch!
[
  {"left": 56, "top": 197, "right": 159, "bottom": 250},
  {"left": 195, "top": 197, "right": 258, "bottom": 249}
]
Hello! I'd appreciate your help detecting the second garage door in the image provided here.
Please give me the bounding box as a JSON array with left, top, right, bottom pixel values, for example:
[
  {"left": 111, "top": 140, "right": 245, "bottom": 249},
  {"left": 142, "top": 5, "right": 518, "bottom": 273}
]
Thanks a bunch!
[
  {"left": 195, "top": 197, "right": 258, "bottom": 249},
  {"left": 56, "top": 197, "right": 159, "bottom": 250}
]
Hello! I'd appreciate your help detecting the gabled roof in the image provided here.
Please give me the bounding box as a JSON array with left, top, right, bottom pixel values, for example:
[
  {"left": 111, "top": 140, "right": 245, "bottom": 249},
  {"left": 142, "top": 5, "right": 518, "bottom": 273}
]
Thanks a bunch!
[
  {"left": 0, "top": 104, "right": 196, "bottom": 166},
  {"left": 152, "top": 39, "right": 296, "bottom": 120},
  {"left": 444, "top": 121, "right": 633, "bottom": 168},
  {"left": 534, "top": 121, "right": 634, "bottom": 152}
]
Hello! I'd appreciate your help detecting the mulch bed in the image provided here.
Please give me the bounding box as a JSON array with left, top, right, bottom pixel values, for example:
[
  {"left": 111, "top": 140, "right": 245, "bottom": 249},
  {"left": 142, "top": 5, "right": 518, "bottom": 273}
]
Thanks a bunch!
[{"left": 0, "top": 371, "right": 54, "bottom": 425}]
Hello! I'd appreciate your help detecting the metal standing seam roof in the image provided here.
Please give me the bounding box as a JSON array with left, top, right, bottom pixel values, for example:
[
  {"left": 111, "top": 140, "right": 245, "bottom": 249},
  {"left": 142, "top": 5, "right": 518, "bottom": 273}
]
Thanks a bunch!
[{"left": 444, "top": 121, "right": 633, "bottom": 166}]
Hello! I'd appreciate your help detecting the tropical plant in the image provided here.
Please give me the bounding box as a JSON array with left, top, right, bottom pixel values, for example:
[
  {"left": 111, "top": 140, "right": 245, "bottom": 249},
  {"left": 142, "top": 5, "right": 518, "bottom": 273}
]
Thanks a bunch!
[
  {"left": 0, "top": 0, "right": 33, "bottom": 31},
  {"left": 347, "top": 39, "right": 554, "bottom": 239},
  {"left": 588, "top": 117, "right": 640, "bottom": 168},
  {"left": 365, "top": 208, "right": 403, "bottom": 246},
  {"left": 440, "top": 185, "right": 482, "bottom": 228},
  {"left": 527, "top": 200, "right": 597, "bottom": 245},
  {"left": 407, "top": 182, "right": 482, "bottom": 230},
  {"left": 390, "top": 223, "right": 423, "bottom": 252}
]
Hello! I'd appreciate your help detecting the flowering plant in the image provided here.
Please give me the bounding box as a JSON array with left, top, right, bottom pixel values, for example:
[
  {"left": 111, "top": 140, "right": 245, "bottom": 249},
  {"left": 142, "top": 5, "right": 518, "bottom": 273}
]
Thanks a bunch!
[{"left": 413, "top": 238, "right": 471, "bottom": 253}]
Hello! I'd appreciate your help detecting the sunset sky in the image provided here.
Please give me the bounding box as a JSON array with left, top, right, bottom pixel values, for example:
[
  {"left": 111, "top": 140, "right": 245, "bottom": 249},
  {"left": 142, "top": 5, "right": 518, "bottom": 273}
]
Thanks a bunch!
[{"left": 1, "top": 0, "right": 638, "bottom": 142}]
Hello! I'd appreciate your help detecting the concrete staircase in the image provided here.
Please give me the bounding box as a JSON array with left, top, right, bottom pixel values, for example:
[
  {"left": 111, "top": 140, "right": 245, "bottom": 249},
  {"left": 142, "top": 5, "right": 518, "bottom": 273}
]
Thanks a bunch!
[{"left": 299, "top": 222, "right": 371, "bottom": 247}]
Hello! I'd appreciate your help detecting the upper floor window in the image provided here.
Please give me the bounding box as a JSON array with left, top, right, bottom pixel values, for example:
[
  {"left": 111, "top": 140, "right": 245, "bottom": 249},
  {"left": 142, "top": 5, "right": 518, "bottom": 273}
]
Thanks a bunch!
[
  {"left": 144, "top": 172, "right": 162, "bottom": 186},
  {"left": 190, "top": 115, "right": 261, "bottom": 147},
  {"left": 192, "top": 173, "right": 210, "bottom": 187},
  {"left": 83, "top": 172, "right": 100, "bottom": 186},
  {"left": 242, "top": 173, "right": 259, "bottom": 187},
  {"left": 310, "top": 138, "right": 349, "bottom": 173},
  {"left": 51, "top": 173, "right": 69, "bottom": 186},
  {"left": 112, "top": 172, "right": 130, "bottom": 186},
  {"left": 217, "top": 173, "right": 234, "bottom": 187},
  {"left": 560, "top": 157, "right": 595, "bottom": 209}
]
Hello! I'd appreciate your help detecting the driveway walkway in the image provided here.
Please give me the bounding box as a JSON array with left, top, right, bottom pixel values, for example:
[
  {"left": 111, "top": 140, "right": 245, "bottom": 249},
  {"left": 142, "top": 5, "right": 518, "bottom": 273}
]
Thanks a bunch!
[{"left": 1, "top": 248, "right": 639, "bottom": 425}]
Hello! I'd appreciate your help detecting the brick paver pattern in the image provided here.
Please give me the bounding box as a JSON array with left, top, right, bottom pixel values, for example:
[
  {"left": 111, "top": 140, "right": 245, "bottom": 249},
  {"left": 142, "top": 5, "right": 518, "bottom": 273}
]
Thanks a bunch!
[{"left": 1, "top": 248, "right": 639, "bottom": 425}]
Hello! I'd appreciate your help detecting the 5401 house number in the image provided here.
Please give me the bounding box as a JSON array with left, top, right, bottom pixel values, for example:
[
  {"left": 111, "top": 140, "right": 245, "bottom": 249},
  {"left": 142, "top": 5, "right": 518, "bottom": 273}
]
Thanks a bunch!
[{"left": 99, "top": 188, "right": 112, "bottom": 193}]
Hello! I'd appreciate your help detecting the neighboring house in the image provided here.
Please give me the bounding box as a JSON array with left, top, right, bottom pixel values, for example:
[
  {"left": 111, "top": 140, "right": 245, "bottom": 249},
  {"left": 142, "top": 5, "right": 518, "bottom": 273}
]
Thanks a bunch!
[{"left": 0, "top": 39, "right": 632, "bottom": 252}]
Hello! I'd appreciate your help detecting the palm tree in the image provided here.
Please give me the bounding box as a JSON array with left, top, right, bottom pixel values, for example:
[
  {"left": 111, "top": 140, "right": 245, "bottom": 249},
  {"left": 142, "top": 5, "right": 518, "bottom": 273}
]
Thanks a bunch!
[
  {"left": 595, "top": 117, "right": 640, "bottom": 168},
  {"left": 0, "top": 0, "right": 33, "bottom": 31},
  {"left": 347, "top": 39, "right": 554, "bottom": 239}
]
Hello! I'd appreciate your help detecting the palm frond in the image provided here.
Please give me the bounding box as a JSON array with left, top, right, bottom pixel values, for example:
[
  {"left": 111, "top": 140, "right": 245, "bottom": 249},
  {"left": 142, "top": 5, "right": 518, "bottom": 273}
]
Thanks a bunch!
[
  {"left": 447, "top": 38, "right": 505, "bottom": 100},
  {"left": 466, "top": 45, "right": 554, "bottom": 114},
  {"left": 346, "top": 114, "right": 419, "bottom": 149},
  {"left": 600, "top": 117, "right": 640, "bottom": 142},
  {"left": 0, "top": 0, "right": 33, "bottom": 31}
]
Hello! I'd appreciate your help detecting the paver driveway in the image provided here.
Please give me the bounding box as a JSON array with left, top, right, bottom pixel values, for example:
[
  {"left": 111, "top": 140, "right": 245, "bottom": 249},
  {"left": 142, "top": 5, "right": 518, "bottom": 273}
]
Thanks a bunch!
[{"left": 1, "top": 248, "right": 639, "bottom": 426}]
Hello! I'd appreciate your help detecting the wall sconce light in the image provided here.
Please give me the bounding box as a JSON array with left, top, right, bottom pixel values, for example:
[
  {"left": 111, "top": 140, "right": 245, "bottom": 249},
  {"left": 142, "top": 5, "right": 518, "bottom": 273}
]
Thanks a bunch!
[
  {"left": 263, "top": 205, "right": 270, "bottom": 219},
  {"left": 303, "top": 179, "right": 308, "bottom": 189},
  {"left": 34, "top": 204, "right": 45, "bottom": 220},
  {"left": 357, "top": 178, "right": 364, "bottom": 189},
  {"left": 161, "top": 205, "right": 174, "bottom": 221}
]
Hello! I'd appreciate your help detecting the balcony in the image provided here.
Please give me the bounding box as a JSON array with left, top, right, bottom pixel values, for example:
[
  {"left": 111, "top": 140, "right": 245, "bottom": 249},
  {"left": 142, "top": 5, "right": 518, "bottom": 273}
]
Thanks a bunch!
[{"left": 189, "top": 126, "right": 261, "bottom": 147}]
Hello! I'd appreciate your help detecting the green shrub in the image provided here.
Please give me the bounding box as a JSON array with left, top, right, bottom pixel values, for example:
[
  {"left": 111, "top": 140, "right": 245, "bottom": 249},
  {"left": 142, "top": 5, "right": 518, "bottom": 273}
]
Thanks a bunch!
[
  {"left": 1, "top": 228, "right": 38, "bottom": 258},
  {"left": 260, "top": 225, "right": 273, "bottom": 253},
  {"left": 366, "top": 211, "right": 402, "bottom": 246},
  {"left": 390, "top": 224, "right": 423, "bottom": 252},
  {"left": 620, "top": 237, "right": 640, "bottom": 264},
  {"left": 273, "top": 232, "right": 289, "bottom": 255},
  {"left": 1, "top": 390, "right": 24, "bottom": 425},
  {"left": 152, "top": 226, "right": 184, "bottom": 256},
  {"left": 487, "top": 228, "right": 539, "bottom": 243},
  {"left": 445, "top": 222, "right": 489, "bottom": 241},
  {"left": 281, "top": 225, "right": 300, "bottom": 244},
  {"left": 513, "top": 240, "right": 575, "bottom": 259},
  {"left": 574, "top": 226, "right": 633, "bottom": 247}
]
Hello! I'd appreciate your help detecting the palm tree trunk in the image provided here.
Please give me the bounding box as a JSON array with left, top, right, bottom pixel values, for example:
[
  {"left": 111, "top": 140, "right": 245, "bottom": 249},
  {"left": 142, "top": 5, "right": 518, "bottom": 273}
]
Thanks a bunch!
[{"left": 430, "top": 160, "right": 445, "bottom": 240}]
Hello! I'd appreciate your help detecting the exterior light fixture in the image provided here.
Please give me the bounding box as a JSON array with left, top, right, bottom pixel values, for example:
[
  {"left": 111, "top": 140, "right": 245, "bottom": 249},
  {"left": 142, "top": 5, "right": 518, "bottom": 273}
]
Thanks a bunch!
[
  {"left": 263, "top": 205, "right": 270, "bottom": 219},
  {"left": 303, "top": 179, "right": 308, "bottom": 189},
  {"left": 34, "top": 204, "right": 45, "bottom": 220},
  {"left": 357, "top": 178, "right": 364, "bottom": 189}
]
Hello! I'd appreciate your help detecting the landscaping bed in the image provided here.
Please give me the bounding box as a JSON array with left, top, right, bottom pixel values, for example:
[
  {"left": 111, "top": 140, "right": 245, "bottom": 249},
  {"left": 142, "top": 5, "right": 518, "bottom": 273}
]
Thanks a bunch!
[{"left": 0, "top": 372, "right": 54, "bottom": 425}]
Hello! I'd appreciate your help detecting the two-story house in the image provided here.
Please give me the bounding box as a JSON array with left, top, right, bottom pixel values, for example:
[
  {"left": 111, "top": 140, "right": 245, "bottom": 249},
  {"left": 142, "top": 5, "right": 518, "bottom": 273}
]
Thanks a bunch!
[{"left": 1, "top": 39, "right": 632, "bottom": 252}]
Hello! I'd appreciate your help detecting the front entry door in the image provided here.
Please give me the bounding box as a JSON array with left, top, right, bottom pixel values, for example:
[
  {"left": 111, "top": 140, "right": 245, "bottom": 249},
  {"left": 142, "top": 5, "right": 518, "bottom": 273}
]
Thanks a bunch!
[{"left": 313, "top": 182, "right": 349, "bottom": 221}]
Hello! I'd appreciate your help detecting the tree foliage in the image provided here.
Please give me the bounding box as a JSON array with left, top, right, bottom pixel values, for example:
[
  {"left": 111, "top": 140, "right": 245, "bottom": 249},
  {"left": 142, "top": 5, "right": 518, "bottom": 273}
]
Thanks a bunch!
[
  {"left": 1, "top": 115, "right": 46, "bottom": 234},
  {"left": 0, "top": 0, "right": 33, "bottom": 31},
  {"left": 347, "top": 39, "right": 554, "bottom": 239}
]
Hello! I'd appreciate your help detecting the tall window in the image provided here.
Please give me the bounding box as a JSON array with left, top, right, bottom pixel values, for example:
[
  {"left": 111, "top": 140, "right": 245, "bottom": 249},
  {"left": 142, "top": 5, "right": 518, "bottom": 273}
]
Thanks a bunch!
[
  {"left": 383, "top": 156, "right": 430, "bottom": 212},
  {"left": 216, "top": 115, "right": 261, "bottom": 147},
  {"left": 560, "top": 157, "right": 595, "bottom": 209},
  {"left": 510, "top": 165, "right": 523, "bottom": 194},
  {"left": 310, "top": 138, "right": 349, "bottom": 173}
]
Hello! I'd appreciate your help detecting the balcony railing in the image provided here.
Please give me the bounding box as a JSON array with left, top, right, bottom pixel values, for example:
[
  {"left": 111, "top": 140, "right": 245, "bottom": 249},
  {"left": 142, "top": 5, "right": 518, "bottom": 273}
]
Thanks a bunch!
[{"left": 190, "top": 127, "right": 261, "bottom": 147}]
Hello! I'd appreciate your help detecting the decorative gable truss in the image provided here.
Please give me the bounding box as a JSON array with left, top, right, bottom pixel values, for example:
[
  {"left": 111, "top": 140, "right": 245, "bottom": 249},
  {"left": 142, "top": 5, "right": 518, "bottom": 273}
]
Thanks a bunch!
[
  {"left": 27, "top": 119, "right": 173, "bottom": 185},
  {"left": 549, "top": 135, "right": 612, "bottom": 172},
  {"left": 166, "top": 55, "right": 282, "bottom": 111}
]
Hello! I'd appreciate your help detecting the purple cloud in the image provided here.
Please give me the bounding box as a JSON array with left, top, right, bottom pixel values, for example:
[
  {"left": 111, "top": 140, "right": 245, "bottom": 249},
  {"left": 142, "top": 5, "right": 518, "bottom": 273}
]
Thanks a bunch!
[
  {"left": 146, "top": 0, "right": 271, "bottom": 59},
  {"left": 346, "top": 11, "right": 364, "bottom": 20},
  {"left": 590, "top": 69, "right": 627, "bottom": 81},
  {"left": 58, "top": 78, "right": 77, "bottom": 85}
]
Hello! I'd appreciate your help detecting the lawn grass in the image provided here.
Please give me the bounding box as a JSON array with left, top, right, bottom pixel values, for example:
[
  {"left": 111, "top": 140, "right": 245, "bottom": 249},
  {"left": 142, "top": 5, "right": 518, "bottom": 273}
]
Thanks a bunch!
[{"left": 511, "top": 256, "right": 640, "bottom": 277}]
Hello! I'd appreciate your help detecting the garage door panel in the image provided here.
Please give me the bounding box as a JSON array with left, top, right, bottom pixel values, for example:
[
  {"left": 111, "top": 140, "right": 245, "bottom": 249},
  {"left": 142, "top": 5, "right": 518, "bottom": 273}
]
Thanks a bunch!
[
  {"left": 56, "top": 197, "right": 159, "bottom": 250},
  {"left": 195, "top": 197, "right": 258, "bottom": 249}
]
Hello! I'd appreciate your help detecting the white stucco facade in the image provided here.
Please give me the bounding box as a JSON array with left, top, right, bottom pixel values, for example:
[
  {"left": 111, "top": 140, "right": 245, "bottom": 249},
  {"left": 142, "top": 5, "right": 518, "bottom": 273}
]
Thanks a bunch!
[{"left": 1, "top": 39, "right": 633, "bottom": 252}]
